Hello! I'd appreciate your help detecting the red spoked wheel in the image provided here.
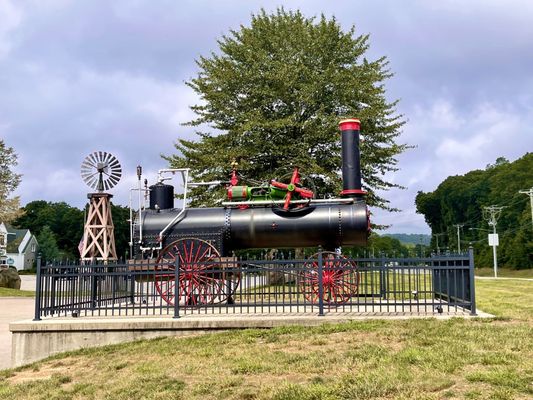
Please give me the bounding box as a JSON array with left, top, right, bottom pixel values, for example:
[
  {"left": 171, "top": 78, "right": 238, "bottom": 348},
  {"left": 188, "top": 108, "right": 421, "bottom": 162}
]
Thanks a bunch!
[
  {"left": 300, "top": 252, "right": 360, "bottom": 305},
  {"left": 270, "top": 167, "right": 314, "bottom": 211},
  {"left": 155, "top": 238, "right": 240, "bottom": 306}
]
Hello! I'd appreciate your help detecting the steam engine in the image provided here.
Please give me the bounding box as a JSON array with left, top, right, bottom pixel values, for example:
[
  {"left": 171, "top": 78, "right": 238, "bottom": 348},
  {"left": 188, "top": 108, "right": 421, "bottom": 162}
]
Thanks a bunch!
[{"left": 131, "top": 119, "right": 369, "bottom": 261}]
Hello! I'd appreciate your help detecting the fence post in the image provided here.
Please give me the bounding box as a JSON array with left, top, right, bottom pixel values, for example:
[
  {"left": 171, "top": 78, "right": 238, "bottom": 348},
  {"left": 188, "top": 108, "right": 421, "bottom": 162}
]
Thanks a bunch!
[
  {"left": 317, "top": 248, "right": 325, "bottom": 316},
  {"left": 90, "top": 261, "right": 98, "bottom": 309},
  {"left": 380, "top": 252, "right": 387, "bottom": 299},
  {"left": 173, "top": 256, "right": 180, "bottom": 319},
  {"left": 468, "top": 246, "right": 477, "bottom": 316},
  {"left": 33, "top": 254, "right": 42, "bottom": 321}
]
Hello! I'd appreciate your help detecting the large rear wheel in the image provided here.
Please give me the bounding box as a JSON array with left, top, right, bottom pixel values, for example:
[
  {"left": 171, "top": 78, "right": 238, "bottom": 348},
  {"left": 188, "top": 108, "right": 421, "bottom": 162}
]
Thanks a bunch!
[{"left": 155, "top": 238, "right": 239, "bottom": 306}]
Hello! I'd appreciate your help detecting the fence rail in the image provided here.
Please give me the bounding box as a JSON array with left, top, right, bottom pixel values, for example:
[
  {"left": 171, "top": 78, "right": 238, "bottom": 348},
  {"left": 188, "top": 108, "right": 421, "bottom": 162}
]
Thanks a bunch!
[{"left": 34, "top": 249, "right": 476, "bottom": 320}]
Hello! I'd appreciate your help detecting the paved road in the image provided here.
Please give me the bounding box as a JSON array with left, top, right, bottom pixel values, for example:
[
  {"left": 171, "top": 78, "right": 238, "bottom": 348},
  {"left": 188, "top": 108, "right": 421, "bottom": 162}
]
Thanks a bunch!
[{"left": 0, "top": 275, "right": 36, "bottom": 370}]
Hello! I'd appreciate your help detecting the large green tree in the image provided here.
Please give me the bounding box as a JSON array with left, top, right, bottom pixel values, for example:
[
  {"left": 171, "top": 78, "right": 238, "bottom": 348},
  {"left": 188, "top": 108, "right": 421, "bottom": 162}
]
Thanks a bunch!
[
  {"left": 0, "top": 140, "right": 23, "bottom": 222},
  {"left": 167, "top": 9, "right": 406, "bottom": 209}
]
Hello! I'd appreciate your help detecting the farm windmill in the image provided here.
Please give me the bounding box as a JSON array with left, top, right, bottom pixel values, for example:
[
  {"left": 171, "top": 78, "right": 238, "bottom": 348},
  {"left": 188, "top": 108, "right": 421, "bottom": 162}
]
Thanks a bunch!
[{"left": 80, "top": 151, "right": 122, "bottom": 262}]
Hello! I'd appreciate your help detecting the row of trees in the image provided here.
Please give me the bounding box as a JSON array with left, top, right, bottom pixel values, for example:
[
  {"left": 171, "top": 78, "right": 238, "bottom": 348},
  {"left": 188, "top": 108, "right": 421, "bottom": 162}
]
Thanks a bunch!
[
  {"left": 349, "top": 234, "right": 416, "bottom": 258},
  {"left": 12, "top": 201, "right": 131, "bottom": 262},
  {"left": 415, "top": 154, "right": 533, "bottom": 269}
]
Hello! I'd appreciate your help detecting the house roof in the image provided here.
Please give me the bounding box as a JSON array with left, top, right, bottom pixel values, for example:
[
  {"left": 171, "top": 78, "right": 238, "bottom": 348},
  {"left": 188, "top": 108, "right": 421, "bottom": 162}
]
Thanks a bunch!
[{"left": 5, "top": 226, "right": 30, "bottom": 253}]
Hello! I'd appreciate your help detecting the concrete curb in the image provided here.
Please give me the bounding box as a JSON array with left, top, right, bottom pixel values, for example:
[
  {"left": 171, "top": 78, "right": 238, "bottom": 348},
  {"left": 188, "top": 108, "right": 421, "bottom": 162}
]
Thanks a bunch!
[{"left": 10, "top": 312, "right": 491, "bottom": 332}]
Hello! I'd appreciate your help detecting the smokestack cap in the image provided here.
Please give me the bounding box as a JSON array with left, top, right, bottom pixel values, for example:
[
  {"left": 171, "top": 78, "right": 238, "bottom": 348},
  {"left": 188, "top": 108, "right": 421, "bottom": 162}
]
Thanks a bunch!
[{"left": 339, "top": 119, "right": 361, "bottom": 131}]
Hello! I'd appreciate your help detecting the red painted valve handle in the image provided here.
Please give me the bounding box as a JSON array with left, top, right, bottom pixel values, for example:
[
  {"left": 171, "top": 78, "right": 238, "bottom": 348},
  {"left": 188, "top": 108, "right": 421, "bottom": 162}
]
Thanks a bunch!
[{"left": 270, "top": 168, "right": 314, "bottom": 210}]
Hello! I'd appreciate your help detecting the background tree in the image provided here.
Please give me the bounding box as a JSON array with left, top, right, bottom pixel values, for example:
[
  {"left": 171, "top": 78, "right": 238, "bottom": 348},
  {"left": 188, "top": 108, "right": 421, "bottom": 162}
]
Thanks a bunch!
[
  {"left": 347, "top": 233, "right": 411, "bottom": 257},
  {"left": 0, "top": 140, "right": 23, "bottom": 222},
  {"left": 14, "top": 201, "right": 130, "bottom": 260},
  {"left": 415, "top": 153, "right": 533, "bottom": 269},
  {"left": 14, "top": 201, "right": 84, "bottom": 259},
  {"left": 111, "top": 204, "right": 132, "bottom": 260},
  {"left": 37, "top": 225, "right": 60, "bottom": 262},
  {"left": 167, "top": 9, "right": 406, "bottom": 211}
]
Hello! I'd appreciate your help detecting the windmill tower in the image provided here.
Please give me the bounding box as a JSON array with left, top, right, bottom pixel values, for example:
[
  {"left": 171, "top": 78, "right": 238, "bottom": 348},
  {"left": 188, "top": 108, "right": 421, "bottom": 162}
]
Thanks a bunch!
[{"left": 80, "top": 151, "right": 122, "bottom": 262}]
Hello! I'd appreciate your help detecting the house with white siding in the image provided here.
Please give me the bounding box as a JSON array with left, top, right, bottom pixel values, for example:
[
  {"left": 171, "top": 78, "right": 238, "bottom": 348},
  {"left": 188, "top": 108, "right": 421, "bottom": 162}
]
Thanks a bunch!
[{"left": 0, "top": 223, "right": 39, "bottom": 271}]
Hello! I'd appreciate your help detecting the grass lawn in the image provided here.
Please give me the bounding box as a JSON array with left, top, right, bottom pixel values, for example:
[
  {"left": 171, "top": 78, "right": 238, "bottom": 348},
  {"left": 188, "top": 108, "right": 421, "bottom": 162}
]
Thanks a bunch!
[
  {"left": 0, "top": 280, "right": 532, "bottom": 399},
  {"left": 475, "top": 268, "right": 533, "bottom": 278},
  {"left": 0, "top": 288, "right": 35, "bottom": 298}
]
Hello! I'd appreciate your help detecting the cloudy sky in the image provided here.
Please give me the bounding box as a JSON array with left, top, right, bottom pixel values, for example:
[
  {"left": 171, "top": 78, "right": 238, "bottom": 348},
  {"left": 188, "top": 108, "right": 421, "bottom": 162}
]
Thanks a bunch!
[{"left": 1, "top": 0, "right": 532, "bottom": 233}]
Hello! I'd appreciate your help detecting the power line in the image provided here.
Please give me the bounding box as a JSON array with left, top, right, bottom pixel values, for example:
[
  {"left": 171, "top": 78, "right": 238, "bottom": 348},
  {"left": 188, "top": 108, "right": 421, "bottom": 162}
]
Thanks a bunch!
[{"left": 465, "top": 220, "right": 532, "bottom": 244}]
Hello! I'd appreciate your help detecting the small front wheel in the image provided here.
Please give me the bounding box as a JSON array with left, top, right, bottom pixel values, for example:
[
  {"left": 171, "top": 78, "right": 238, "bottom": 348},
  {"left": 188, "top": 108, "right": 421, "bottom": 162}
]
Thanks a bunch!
[{"left": 300, "top": 252, "right": 359, "bottom": 305}]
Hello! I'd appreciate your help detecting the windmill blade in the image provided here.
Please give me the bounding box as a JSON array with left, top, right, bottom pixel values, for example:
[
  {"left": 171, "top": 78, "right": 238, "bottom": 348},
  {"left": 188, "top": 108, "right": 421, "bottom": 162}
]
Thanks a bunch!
[
  {"left": 102, "top": 151, "right": 110, "bottom": 166},
  {"left": 104, "top": 152, "right": 114, "bottom": 165},
  {"left": 81, "top": 171, "right": 98, "bottom": 181},
  {"left": 107, "top": 176, "right": 120, "bottom": 188},
  {"left": 108, "top": 156, "right": 120, "bottom": 167},
  {"left": 85, "top": 175, "right": 98, "bottom": 190},
  {"left": 89, "top": 152, "right": 99, "bottom": 167},
  {"left": 82, "top": 159, "right": 97, "bottom": 170}
]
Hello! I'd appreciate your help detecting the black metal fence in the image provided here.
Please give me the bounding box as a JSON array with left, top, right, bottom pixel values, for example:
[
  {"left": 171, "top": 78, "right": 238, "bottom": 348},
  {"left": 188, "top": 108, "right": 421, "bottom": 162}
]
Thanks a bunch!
[{"left": 34, "top": 249, "right": 476, "bottom": 320}]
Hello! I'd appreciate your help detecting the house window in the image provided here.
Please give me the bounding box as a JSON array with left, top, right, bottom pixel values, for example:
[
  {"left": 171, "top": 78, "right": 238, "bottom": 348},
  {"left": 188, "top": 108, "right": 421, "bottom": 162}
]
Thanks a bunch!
[{"left": 31, "top": 243, "right": 36, "bottom": 252}]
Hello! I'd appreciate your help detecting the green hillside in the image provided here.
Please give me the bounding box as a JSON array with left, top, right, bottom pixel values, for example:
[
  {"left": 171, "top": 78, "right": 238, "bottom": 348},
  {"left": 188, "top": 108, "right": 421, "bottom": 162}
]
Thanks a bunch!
[
  {"left": 382, "top": 233, "right": 431, "bottom": 246},
  {"left": 415, "top": 154, "right": 533, "bottom": 269}
]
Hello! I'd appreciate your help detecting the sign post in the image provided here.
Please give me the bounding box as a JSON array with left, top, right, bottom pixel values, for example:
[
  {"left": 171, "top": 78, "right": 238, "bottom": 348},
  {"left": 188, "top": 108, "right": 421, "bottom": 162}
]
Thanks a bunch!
[{"left": 488, "top": 232, "right": 499, "bottom": 278}]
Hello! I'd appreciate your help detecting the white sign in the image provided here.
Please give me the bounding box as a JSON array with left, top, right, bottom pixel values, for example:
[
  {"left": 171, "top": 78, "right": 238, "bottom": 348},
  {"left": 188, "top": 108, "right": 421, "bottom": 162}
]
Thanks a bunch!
[
  {"left": 6, "top": 258, "right": 14, "bottom": 265},
  {"left": 488, "top": 233, "right": 499, "bottom": 246}
]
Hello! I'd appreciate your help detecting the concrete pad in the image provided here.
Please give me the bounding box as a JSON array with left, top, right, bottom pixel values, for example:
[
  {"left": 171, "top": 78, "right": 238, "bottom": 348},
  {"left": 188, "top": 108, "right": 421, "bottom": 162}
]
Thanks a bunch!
[{"left": 9, "top": 309, "right": 494, "bottom": 369}]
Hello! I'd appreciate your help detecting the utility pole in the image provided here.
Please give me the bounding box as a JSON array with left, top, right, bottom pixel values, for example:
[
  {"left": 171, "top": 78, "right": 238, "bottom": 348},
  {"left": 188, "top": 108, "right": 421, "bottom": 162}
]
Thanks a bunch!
[
  {"left": 432, "top": 233, "right": 445, "bottom": 255},
  {"left": 453, "top": 224, "right": 464, "bottom": 253},
  {"left": 519, "top": 187, "right": 533, "bottom": 230},
  {"left": 483, "top": 205, "right": 506, "bottom": 278}
]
